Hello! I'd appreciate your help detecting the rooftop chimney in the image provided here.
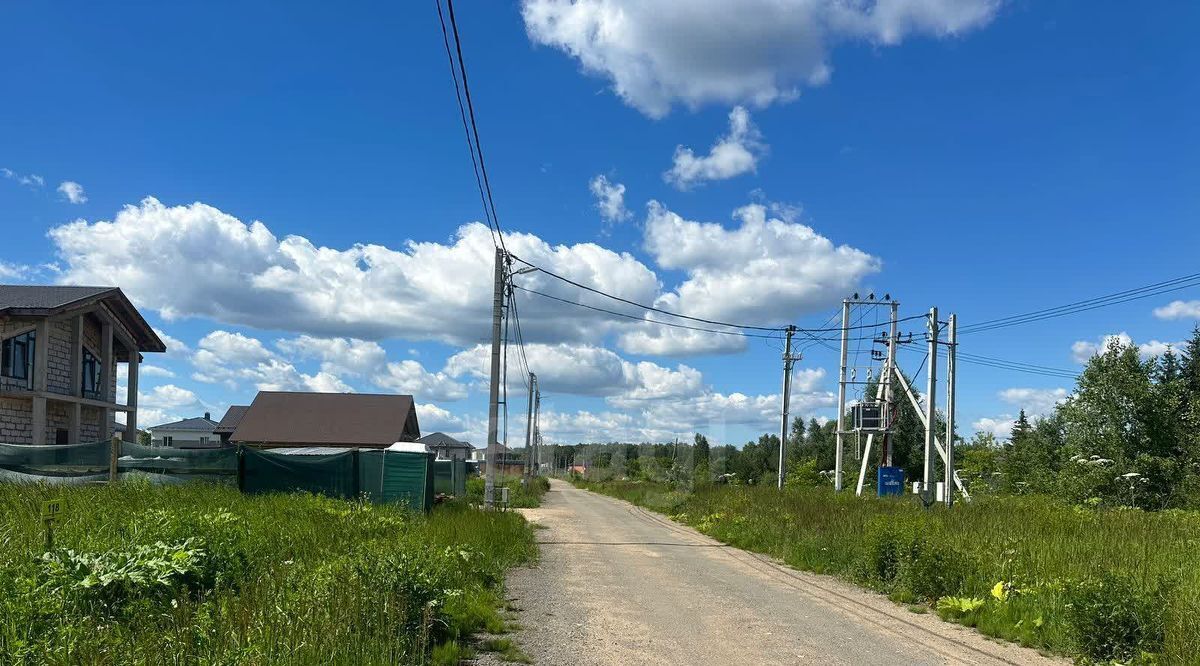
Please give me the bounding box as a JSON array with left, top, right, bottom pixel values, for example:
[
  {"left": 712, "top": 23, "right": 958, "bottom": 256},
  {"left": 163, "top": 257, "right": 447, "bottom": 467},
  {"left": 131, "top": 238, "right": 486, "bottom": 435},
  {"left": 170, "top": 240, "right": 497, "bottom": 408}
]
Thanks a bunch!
[{"left": 204, "top": 411, "right": 211, "bottom": 420}]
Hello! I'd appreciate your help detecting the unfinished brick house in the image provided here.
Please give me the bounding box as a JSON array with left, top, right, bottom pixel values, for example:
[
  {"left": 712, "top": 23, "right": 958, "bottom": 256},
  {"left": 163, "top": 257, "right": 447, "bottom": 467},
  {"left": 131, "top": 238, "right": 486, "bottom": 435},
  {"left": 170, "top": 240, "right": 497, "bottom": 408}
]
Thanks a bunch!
[{"left": 0, "top": 286, "right": 165, "bottom": 445}]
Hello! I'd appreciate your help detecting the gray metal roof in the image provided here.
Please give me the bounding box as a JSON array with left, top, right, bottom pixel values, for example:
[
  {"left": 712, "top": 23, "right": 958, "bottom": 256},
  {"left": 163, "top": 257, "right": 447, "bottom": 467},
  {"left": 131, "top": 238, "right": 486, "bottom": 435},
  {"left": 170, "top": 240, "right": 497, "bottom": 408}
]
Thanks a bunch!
[
  {"left": 418, "top": 431, "right": 471, "bottom": 448},
  {"left": 0, "top": 284, "right": 166, "bottom": 353},
  {"left": 149, "top": 416, "right": 219, "bottom": 431},
  {"left": 0, "top": 285, "right": 115, "bottom": 310}
]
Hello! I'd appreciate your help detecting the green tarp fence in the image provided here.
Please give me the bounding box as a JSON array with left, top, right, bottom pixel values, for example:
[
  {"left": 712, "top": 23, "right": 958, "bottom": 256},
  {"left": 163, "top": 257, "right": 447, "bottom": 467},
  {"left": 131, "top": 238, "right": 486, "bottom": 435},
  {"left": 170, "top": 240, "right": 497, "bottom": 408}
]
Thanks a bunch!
[
  {"left": 0, "top": 440, "right": 434, "bottom": 511},
  {"left": 433, "top": 459, "right": 467, "bottom": 496},
  {"left": 120, "top": 441, "right": 237, "bottom": 484},
  {"left": 242, "top": 448, "right": 434, "bottom": 512}
]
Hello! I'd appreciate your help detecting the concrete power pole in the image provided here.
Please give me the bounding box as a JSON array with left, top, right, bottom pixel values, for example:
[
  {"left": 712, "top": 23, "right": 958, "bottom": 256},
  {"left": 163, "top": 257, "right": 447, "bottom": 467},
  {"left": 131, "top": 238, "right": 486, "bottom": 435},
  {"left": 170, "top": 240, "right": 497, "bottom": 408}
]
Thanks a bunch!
[
  {"left": 778, "top": 326, "right": 798, "bottom": 490},
  {"left": 485, "top": 247, "right": 506, "bottom": 509},
  {"left": 923, "top": 306, "right": 939, "bottom": 504},
  {"left": 944, "top": 313, "right": 957, "bottom": 507},
  {"left": 533, "top": 387, "right": 541, "bottom": 476},
  {"left": 835, "top": 299, "right": 850, "bottom": 491},
  {"left": 523, "top": 372, "right": 536, "bottom": 480}
]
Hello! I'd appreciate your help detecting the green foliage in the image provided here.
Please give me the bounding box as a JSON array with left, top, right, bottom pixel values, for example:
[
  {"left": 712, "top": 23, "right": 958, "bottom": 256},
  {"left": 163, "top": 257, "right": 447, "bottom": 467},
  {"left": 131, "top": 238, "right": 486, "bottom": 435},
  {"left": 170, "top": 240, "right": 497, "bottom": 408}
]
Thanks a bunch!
[
  {"left": 936, "top": 596, "right": 986, "bottom": 626},
  {"left": 464, "top": 474, "right": 549, "bottom": 508},
  {"left": 1065, "top": 572, "right": 1169, "bottom": 662},
  {"left": 0, "top": 481, "right": 536, "bottom": 664}
]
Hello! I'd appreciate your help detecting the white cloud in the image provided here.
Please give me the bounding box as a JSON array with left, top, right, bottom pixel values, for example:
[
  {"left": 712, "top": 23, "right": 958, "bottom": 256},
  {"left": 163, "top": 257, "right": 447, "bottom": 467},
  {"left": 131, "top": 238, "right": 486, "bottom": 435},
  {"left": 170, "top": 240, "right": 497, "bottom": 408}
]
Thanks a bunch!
[
  {"left": 196, "top": 331, "right": 275, "bottom": 366},
  {"left": 151, "top": 328, "right": 191, "bottom": 362},
  {"left": 49, "top": 197, "right": 660, "bottom": 346},
  {"left": 139, "top": 384, "right": 203, "bottom": 411},
  {"left": 973, "top": 415, "right": 1013, "bottom": 439},
  {"left": 190, "top": 330, "right": 352, "bottom": 393},
  {"left": 522, "top": 0, "right": 1000, "bottom": 117},
  {"left": 0, "top": 261, "right": 32, "bottom": 281},
  {"left": 375, "top": 360, "right": 468, "bottom": 402},
  {"left": 1071, "top": 332, "right": 1183, "bottom": 364},
  {"left": 624, "top": 201, "right": 879, "bottom": 354},
  {"left": 589, "top": 175, "right": 631, "bottom": 224},
  {"left": 444, "top": 342, "right": 703, "bottom": 401},
  {"left": 140, "top": 365, "right": 175, "bottom": 378},
  {"left": 57, "top": 181, "right": 87, "bottom": 204},
  {"left": 1, "top": 167, "right": 44, "bottom": 188},
  {"left": 1154, "top": 300, "right": 1200, "bottom": 320},
  {"left": 664, "top": 106, "right": 765, "bottom": 189},
  {"left": 415, "top": 403, "right": 473, "bottom": 439},
  {"left": 275, "top": 335, "right": 387, "bottom": 377},
  {"left": 998, "top": 387, "right": 1068, "bottom": 417}
]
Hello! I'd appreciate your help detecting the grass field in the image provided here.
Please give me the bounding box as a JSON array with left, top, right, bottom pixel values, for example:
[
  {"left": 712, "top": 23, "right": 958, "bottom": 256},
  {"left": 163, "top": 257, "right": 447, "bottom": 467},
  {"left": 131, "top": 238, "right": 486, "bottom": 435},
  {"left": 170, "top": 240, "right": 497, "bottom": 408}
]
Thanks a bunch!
[
  {"left": 574, "top": 478, "right": 1200, "bottom": 665},
  {"left": 0, "top": 480, "right": 537, "bottom": 665}
]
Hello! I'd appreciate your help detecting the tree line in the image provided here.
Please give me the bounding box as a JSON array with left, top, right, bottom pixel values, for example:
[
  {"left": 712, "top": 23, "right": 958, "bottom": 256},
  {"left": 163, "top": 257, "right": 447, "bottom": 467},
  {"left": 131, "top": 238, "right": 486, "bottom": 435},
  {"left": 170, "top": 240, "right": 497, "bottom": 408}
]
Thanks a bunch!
[{"left": 547, "top": 327, "right": 1200, "bottom": 510}]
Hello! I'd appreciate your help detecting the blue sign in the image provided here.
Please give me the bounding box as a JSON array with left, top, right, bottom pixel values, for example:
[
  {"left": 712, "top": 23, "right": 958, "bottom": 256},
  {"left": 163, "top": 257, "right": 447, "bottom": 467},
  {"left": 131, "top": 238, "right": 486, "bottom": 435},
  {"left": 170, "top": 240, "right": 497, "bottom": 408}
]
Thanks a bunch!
[{"left": 878, "top": 466, "right": 905, "bottom": 497}]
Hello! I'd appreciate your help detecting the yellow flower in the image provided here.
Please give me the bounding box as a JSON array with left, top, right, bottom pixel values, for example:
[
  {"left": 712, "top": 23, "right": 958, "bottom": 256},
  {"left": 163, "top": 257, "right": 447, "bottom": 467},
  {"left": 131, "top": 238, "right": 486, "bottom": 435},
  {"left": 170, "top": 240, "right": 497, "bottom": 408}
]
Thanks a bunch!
[{"left": 991, "top": 581, "right": 1009, "bottom": 602}]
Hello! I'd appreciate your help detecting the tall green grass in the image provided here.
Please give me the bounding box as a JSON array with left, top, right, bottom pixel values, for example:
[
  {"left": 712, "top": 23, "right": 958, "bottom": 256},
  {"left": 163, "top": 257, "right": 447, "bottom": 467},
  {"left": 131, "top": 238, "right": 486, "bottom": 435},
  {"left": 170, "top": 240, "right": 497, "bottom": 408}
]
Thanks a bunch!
[
  {"left": 466, "top": 475, "right": 549, "bottom": 509},
  {"left": 576, "top": 478, "right": 1200, "bottom": 664},
  {"left": 0, "top": 480, "right": 536, "bottom": 665}
]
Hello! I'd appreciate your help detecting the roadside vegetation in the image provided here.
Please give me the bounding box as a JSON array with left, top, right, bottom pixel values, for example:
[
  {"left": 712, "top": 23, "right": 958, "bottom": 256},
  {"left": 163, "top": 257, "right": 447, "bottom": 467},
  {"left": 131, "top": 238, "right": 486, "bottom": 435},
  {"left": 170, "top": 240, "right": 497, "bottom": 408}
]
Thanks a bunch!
[
  {"left": 576, "top": 477, "right": 1200, "bottom": 663},
  {"left": 559, "top": 330, "right": 1200, "bottom": 664},
  {"left": 0, "top": 480, "right": 536, "bottom": 665},
  {"left": 466, "top": 475, "right": 550, "bottom": 509}
]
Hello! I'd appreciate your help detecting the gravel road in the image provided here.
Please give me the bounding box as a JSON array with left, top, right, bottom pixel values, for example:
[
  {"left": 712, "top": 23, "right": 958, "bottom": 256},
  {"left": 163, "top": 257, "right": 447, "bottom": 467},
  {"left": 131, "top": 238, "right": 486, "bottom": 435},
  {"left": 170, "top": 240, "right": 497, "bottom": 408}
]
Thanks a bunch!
[{"left": 484, "top": 479, "right": 1063, "bottom": 666}]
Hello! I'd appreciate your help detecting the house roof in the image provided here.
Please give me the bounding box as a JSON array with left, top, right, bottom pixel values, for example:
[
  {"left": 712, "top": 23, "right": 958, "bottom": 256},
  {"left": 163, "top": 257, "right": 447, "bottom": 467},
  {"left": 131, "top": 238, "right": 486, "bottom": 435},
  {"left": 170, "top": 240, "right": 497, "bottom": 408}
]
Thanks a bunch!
[
  {"left": 214, "top": 405, "right": 249, "bottom": 434},
  {"left": 418, "top": 432, "right": 471, "bottom": 449},
  {"left": 229, "top": 391, "right": 421, "bottom": 448},
  {"left": 0, "top": 285, "right": 165, "bottom": 353},
  {"left": 149, "top": 416, "right": 219, "bottom": 431}
]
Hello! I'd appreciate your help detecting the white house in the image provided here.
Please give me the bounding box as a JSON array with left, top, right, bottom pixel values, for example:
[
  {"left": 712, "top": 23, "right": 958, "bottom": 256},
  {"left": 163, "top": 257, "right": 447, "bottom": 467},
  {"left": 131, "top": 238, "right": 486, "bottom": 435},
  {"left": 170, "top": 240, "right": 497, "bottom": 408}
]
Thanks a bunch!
[{"left": 148, "top": 412, "right": 220, "bottom": 448}]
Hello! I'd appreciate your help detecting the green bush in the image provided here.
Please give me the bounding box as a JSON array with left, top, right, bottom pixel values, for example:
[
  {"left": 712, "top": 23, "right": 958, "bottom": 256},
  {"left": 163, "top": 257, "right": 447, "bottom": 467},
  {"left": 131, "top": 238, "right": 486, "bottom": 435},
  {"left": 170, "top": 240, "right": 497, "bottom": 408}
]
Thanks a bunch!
[{"left": 1066, "top": 572, "right": 1168, "bottom": 662}]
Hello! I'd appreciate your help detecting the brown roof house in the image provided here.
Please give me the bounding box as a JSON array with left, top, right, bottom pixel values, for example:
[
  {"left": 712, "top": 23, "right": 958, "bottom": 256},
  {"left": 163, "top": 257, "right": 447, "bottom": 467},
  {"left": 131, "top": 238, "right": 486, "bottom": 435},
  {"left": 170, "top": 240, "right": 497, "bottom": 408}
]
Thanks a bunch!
[
  {"left": 0, "top": 285, "right": 164, "bottom": 445},
  {"left": 228, "top": 391, "right": 421, "bottom": 448}
]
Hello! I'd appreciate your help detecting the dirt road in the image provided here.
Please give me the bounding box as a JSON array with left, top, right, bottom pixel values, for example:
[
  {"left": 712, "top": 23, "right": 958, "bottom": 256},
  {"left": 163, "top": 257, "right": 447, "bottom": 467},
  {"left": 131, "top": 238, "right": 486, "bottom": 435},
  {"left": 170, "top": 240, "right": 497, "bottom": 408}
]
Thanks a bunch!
[{"left": 492, "top": 479, "right": 1061, "bottom": 665}]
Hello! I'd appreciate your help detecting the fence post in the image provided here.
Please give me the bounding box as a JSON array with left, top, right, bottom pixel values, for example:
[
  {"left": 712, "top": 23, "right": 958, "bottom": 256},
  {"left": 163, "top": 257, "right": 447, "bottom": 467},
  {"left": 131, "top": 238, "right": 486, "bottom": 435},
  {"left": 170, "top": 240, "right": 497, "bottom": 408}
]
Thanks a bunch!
[
  {"left": 352, "top": 448, "right": 361, "bottom": 499},
  {"left": 109, "top": 434, "right": 120, "bottom": 482},
  {"left": 237, "top": 446, "right": 245, "bottom": 492}
]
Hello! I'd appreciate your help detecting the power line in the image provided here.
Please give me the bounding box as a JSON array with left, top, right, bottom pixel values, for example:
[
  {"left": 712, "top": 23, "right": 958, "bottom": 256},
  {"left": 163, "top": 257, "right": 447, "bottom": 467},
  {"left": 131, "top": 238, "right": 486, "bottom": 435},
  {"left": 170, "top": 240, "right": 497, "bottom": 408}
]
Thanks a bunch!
[
  {"left": 440, "top": 0, "right": 508, "bottom": 255},
  {"left": 959, "top": 272, "right": 1200, "bottom": 335},
  {"left": 434, "top": 0, "right": 498, "bottom": 248},
  {"left": 510, "top": 252, "right": 925, "bottom": 334},
  {"left": 511, "top": 284, "right": 781, "bottom": 340}
]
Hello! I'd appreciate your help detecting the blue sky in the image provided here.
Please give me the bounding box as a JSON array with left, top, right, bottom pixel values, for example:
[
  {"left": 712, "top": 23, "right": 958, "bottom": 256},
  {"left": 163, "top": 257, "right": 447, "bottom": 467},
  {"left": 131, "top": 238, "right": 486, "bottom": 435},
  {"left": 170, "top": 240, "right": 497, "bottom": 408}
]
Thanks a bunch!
[{"left": 1, "top": 0, "right": 1197, "bottom": 446}]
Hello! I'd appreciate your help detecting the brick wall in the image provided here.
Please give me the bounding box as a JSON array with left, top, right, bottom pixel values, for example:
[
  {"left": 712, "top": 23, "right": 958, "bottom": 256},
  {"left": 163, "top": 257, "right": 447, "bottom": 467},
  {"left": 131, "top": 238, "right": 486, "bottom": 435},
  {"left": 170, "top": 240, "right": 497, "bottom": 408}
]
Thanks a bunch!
[
  {"left": 0, "top": 397, "right": 32, "bottom": 444},
  {"left": 81, "top": 405, "right": 104, "bottom": 442},
  {"left": 45, "top": 401, "right": 70, "bottom": 444},
  {"left": 46, "top": 319, "right": 73, "bottom": 396}
]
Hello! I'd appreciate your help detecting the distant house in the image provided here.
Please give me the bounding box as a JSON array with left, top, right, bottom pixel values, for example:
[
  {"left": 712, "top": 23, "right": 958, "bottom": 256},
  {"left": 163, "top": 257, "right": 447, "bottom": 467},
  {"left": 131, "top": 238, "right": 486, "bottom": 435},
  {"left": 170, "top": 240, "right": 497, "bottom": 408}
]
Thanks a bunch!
[
  {"left": 147, "top": 412, "right": 220, "bottom": 449},
  {"left": 213, "top": 405, "right": 248, "bottom": 445},
  {"left": 0, "top": 285, "right": 164, "bottom": 445},
  {"left": 229, "top": 391, "right": 421, "bottom": 448},
  {"left": 418, "top": 432, "right": 472, "bottom": 461}
]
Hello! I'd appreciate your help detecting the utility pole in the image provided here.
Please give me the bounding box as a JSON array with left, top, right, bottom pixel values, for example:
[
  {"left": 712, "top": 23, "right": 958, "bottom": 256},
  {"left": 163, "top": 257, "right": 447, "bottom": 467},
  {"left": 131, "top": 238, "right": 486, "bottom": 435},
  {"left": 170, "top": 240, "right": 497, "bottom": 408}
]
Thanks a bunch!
[
  {"left": 523, "top": 372, "right": 536, "bottom": 480},
  {"left": 778, "top": 326, "right": 798, "bottom": 490},
  {"left": 533, "top": 385, "right": 541, "bottom": 477},
  {"left": 884, "top": 300, "right": 898, "bottom": 467},
  {"left": 944, "top": 314, "right": 957, "bottom": 507},
  {"left": 923, "top": 306, "right": 939, "bottom": 504},
  {"left": 835, "top": 299, "right": 850, "bottom": 491},
  {"left": 484, "top": 247, "right": 505, "bottom": 509}
]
